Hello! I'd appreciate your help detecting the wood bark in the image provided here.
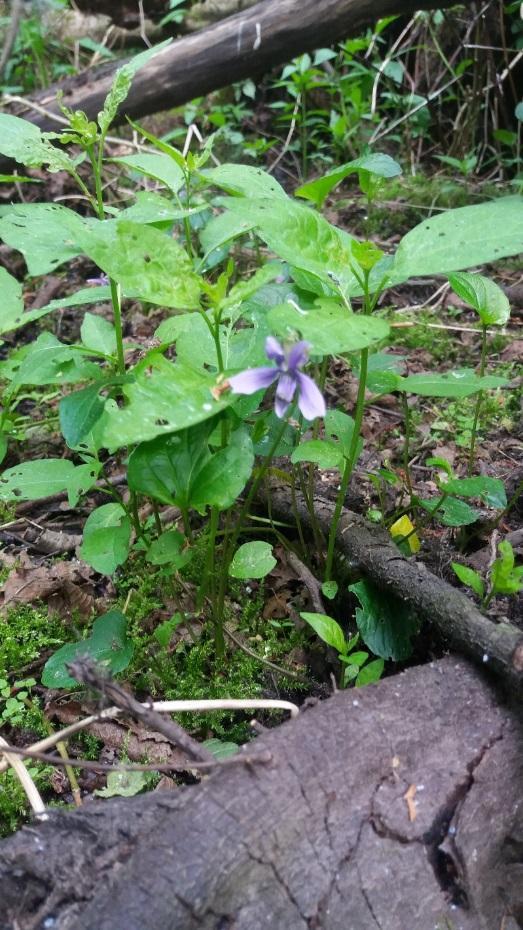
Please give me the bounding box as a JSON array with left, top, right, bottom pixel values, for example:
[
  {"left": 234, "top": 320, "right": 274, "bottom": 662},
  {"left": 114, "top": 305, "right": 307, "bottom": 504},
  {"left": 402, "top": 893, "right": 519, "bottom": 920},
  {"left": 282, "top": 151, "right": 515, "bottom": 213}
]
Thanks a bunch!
[
  {"left": 6, "top": 0, "right": 459, "bottom": 137},
  {"left": 0, "top": 658, "right": 522, "bottom": 930}
]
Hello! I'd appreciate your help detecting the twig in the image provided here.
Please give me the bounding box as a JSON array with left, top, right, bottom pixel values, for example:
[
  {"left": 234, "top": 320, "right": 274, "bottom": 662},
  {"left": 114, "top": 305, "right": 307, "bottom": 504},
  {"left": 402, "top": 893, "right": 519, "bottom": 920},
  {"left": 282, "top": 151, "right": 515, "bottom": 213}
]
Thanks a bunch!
[
  {"left": 0, "top": 736, "right": 48, "bottom": 820},
  {"left": 286, "top": 551, "right": 325, "bottom": 613},
  {"left": 68, "top": 658, "right": 215, "bottom": 765},
  {"left": 224, "top": 625, "right": 308, "bottom": 682}
]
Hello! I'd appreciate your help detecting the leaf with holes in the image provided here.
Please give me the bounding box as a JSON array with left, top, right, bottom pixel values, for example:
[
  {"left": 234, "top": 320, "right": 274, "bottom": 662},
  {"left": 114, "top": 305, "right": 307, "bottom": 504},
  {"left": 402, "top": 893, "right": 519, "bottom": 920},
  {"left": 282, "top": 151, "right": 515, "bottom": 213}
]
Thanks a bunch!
[
  {"left": 0, "top": 114, "right": 78, "bottom": 174},
  {"left": 0, "top": 203, "right": 92, "bottom": 275},
  {"left": 268, "top": 299, "right": 389, "bottom": 356},
  {"left": 7, "top": 332, "right": 100, "bottom": 387},
  {"left": 399, "top": 370, "right": 508, "bottom": 398},
  {"left": 0, "top": 459, "right": 101, "bottom": 506},
  {"left": 42, "top": 610, "right": 133, "bottom": 688},
  {"left": 291, "top": 439, "right": 344, "bottom": 470}
]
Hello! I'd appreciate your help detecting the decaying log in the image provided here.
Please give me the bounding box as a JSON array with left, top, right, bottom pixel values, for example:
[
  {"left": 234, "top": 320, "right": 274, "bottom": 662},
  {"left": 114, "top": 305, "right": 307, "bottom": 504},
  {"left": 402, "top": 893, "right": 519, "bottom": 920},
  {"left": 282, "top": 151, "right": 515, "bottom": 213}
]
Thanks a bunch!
[
  {"left": 262, "top": 486, "right": 523, "bottom": 690},
  {"left": 5, "top": 0, "right": 459, "bottom": 138},
  {"left": 0, "top": 657, "right": 522, "bottom": 930}
]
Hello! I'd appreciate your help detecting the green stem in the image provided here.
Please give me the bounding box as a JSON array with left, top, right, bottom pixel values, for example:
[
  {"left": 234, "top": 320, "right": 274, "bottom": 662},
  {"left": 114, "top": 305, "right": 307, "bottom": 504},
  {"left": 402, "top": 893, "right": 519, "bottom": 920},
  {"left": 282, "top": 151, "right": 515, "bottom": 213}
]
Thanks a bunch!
[
  {"left": 467, "top": 324, "right": 488, "bottom": 476},
  {"left": 400, "top": 392, "right": 414, "bottom": 497}
]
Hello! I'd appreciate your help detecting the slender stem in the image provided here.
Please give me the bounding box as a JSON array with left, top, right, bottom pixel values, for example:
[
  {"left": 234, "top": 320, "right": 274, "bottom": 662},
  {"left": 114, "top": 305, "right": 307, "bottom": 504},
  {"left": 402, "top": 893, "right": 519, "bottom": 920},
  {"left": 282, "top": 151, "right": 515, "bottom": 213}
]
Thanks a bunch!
[
  {"left": 152, "top": 502, "right": 163, "bottom": 536},
  {"left": 401, "top": 392, "right": 414, "bottom": 497},
  {"left": 467, "top": 324, "right": 488, "bottom": 476},
  {"left": 324, "top": 347, "right": 369, "bottom": 581},
  {"left": 203, "top": 507, "right": 224, "bottom": 657}
]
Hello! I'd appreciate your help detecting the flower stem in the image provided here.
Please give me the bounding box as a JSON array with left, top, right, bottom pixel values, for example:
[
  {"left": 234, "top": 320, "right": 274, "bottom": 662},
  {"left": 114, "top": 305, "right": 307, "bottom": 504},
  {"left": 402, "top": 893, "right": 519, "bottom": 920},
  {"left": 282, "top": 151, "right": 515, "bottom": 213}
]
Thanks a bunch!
[{"left": 467, "top": 324, "right": 488, "bottom": 476}]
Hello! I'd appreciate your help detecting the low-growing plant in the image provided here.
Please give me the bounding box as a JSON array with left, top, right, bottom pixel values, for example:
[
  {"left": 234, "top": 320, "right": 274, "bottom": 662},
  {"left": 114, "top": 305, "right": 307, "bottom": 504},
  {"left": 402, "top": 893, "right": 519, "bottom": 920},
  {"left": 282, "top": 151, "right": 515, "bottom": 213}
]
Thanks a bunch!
[
  {"left": 452, "top": 540, "right": 523, "bottom": 609},
  {"left": 0, "top": 40, "right": 519, "bottom": 697}
]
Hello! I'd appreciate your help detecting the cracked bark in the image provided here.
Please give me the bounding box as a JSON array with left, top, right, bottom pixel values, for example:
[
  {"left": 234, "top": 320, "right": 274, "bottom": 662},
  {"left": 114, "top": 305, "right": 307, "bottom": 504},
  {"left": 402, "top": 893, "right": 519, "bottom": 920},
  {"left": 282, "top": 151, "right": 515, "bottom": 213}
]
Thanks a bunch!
[{"left": 0, "top": 658, "right": 522, "bottom": 930}]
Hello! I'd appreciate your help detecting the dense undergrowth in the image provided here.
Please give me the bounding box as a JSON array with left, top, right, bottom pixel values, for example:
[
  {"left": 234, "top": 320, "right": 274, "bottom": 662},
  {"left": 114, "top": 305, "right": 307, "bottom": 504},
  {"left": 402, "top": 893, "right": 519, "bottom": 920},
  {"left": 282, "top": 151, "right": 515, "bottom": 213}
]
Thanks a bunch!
[{"left": 0, "top": 2, "right": 521, "bottom": 835}]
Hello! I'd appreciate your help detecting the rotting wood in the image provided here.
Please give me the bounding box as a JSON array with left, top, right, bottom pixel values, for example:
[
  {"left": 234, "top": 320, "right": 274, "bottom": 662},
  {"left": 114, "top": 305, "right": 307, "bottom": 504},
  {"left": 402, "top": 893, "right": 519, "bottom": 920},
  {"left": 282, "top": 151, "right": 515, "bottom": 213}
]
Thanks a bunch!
[
  {"left": 0, "top": 657, "right": 521, "bottom": 929},
  {"left": 2, "top": 0, "right": 460, "bottom": 143},
  {"left": 262, "top": 485, "right": 523, "bottom": 690}
]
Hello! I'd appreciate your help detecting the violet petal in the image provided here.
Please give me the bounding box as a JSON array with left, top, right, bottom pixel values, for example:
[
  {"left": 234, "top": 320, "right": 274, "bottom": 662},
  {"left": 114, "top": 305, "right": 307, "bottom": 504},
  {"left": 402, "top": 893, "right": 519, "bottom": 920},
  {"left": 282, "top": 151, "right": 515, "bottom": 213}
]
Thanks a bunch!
[
  {"left": 296, "top": 372, "right": 326, "bottom": 420},
  {"left": 287, "top": 340, "right": 310, "bottom": 372},
  {"left": 229, "top": 367, "right": 278, "bottom": 395},
  {"left": 275, "top": 372, "right": 297, "bottom": 405},
  {"left": 265, "top": 336, "right": 285, "bottom": 365},
  {"left": 274, "top": 395, "right": 291, "bottom": 419}
]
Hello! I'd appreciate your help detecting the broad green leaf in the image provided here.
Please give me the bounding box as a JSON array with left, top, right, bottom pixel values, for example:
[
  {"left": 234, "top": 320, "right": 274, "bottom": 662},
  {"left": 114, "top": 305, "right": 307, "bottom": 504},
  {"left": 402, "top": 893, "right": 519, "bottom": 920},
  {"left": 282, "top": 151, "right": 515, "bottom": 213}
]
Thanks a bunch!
[
  {"left": 442, "top": 476, "right": 506, "bottom": 509},
  {"left": 81, "top": 313, "right": 117, "bottom": 356},
  {"left": 59, "top": 383, "right": 108, "bottom": 448},
  {"left": 42, "top": 610, "right": 133, "bottom": 688},
  {"left": 0, "top": 267, "right": 24, "bottom": 335},
  {"left": 300, "top": 612, "right": 347, "bottom": 655},
  {"left": 101, "top": 356, "right": 235, "bottom": 448},
  {"left": 190, "top": 428, "right": 254, "bottom": 511},
  {"left": 201, "top": 164, "right": 287, "bottom": 199},
  {"left": 203, "top": 738, "right": 239, "bottom": 760},
  {"left": 221, "top": 262, "right": 286, "bottom": 318},
  {"left": 8, "top": 332, "right": 100, "bottom": 386},
  {"left": 199, "top": 210, "right": 256, "bottom": 258},
  {"left": 296, "top": 152, "right": 401, "bottom": 207},
  {"left": 291, "top": 439, "right": 343, "bottom": 470},
  {"left": 491, "top": 541, "right": 523, "bottom": 596},
  {"left": 14, "top": 285, "right": 112, "bottom": 332},
  {"left": 0, "top": 203, "right": 91, "bottom": 275},
  {"left": 268, "top": 298, "right": 389, "bottom": 355},
  {"left": 0, "top": 114, "right": 78, "bottom": 174},
  {"left": 349, "top": 579, "right": 418, "bottom": 660},
  {"left": 146, "top": 531, "right": 192, "bottom": 568},
  {"left": 321, "top": 580, "right": 339, "bottom": 600},
  {"left": 95, "top": 770, "right": 148, "bottom": 798},
  {"left": 118, "top": 192, "right": 206, "bottom": 226},
  {"left": 399, "top": 369, "right": 508, "bottom": 398},
  {"left": 448, "top": 272, "right": 510, "bottom": 326},
  {"left": 0, "top": 458, "right": 101, "bottom": 506},
  {"left": 110, "top": 153, "right": 184, "bottom": 192},
  {"left": 451, "top": 562, "right": 485, "bottom": 598},
  {"left": 356, "top": 659, "right": 384, "bottom": 687},
  {"left": 127, "top": 421, "right": 213, "bottom": 508},
  {"left": 79, "top": 220, "right": 200, "bottom": 309},
  {"left": 156, "top": 311, "right": 266, "bottom": 371},
  {"left": 229, "top": 541, "right": 277, "bottom": 579},
  {"left": 80, "top": 503, "right": 131, "bottom": 574},
  {"left": 98, "top": 40, "right": 172, "bottom": 136},
  {"left": 420, "top": 496, "right": 478, "bottom": 526},
  {"left": 324, "top": 409, "right": 361, "bottom": 459},
  {"left": 392, "top": 197, "right": 523, "bottom": 281}
]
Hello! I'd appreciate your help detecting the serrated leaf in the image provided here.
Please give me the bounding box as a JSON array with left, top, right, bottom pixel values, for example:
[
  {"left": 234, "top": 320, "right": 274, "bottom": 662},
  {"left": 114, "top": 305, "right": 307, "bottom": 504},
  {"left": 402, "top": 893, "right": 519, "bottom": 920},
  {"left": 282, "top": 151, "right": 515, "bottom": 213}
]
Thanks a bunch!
[
  {"left": 42, "top": 610, "right": 133, "bottom": 688},
  {"left": 300, "top": 612, "right": 347, "bottom": 655},
  {"left": 80, "top": 503, "right": 131, "bottom": 574},
  {"left": 448, "top": 272, "right": 510, "bottom": 326},
  {"left": 229, "top": 541, "right": 276, "bottom": 579},
  {"left": 349, "top": 579, "right": 417, "bottom": 660},
  {"left": 290, "top": 439, "right": 343, "bottom": 470},
  {"left": 399, "top": 369, "right": 508, "bottom": 398},
  {"left": 79, "top": 220, "right": 200, "bottom": 309},
  {"left": 268, "top": 298, "right": 389, "bottom": 356}
]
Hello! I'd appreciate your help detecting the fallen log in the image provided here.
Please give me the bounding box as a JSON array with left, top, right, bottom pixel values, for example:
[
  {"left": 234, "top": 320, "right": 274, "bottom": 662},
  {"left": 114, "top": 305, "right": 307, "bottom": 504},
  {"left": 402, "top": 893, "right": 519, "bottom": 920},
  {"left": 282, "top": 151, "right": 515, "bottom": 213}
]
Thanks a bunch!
[
  {"left": 0, "top": 657, "right": 522, "bottom": 930},
  {"left": 4, "top": 0, "right": 459, "bottom": 137}
]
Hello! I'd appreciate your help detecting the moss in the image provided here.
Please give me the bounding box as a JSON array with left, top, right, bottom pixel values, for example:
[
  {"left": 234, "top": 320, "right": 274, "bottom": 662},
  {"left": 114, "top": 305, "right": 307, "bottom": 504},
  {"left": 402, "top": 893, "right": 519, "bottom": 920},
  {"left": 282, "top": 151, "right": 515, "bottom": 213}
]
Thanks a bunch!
[
  {"left": 0, "top": 604, "right": 67, "bottom": 679},
  {"left": 0, "top": 765, "right": 53, "bottom": 838}
]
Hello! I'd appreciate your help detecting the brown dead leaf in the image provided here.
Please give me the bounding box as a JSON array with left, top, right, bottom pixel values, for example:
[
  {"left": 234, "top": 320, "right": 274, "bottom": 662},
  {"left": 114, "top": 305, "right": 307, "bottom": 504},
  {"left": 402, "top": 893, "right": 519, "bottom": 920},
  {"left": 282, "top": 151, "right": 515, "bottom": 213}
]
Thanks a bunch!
[
  {"left": 404, "top": 783, "right": 418, "bottom": 822},
  {"left": 1, "top": 557, "right": 96, "bottom": 617}
]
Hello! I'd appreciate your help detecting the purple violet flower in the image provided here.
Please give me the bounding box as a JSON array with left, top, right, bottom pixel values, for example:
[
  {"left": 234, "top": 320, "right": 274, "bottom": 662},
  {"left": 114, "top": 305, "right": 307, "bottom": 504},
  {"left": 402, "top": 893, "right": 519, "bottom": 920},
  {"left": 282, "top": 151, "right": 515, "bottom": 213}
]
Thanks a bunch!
[
  {"left": 86, "top": 273, "right": 110, "bottom": 287},
  {"left": 229, "top": 336, "right": 326, "bottom": 421}
]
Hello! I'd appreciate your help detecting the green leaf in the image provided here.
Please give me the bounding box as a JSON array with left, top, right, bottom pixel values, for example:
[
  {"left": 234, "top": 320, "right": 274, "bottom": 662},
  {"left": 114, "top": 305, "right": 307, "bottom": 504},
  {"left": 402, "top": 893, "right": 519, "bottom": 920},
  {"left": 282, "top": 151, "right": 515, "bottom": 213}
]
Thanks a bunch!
[
  {"left": 98, "top": 40, "right": 172, "bottom": 136},
  {"left": 11, "top": 285, "right": 112, "bottom": 334},
  {"left": 0, "top": 458, "right": 101, "bottom": 506},
  {"left": 80, "top": 503, "right": 131, "bottom": 575},
  {"left": 0, "top": 203, "right": 90, "bottom": 275},
  {"left": 324, "top": 409, "right": 361, "bottom": 459},
  {"left": 321, "top": 580, "right": 338, "bottom": 600},
  {"left": 199, "top": 210, "right": 256, "bottom": 258},
  {"left": 42, "top": 610, "right": 133, "bottom": 688},
  {"left": 442, "top": 476, "right": 506, "bottom": 509},
  {"left": 154, "top": 613, "right": 184, "bottom": 647},
  {"left": 0, "top": 267, "right": 24, "bottom": 335},
  {"left": 451, "top": 562, "right": 485, "bottom": 598},
  {"left": 399, "top": 369, "right": 508, "bottom": 398},
  {"left": 356, "top": 658, "right": 384, "bottom": 687},
  {"left": 349, "top": 579, "right": 418, "bottom": 660},
  {"left": 296, "top": 152, "right": 401, "bottom": 207},
  {"left": 118, "top": 192, "right": 206, "bottom": 226},
  {"left": 80, "top": 313, "right": 117, "bottom": 356},
  {"left": 203, "top": 738, "right": 239, "bottom": 760},
  {"left": 59, "top": 383, "right": 108, "bottom": 448},
  {"left": 291, "top": 439, "right": 343, "bottom": 470},
  {"left": 448, "top": 272, "right": 510, "bottom": 326},
  {"left": 95, "top": 770, "right": 149, "bottom": 798},
  {"left": 420, "top": 496, "right": 478, "bottom": 527},
  {"left": 110, "top": 153, "right": 184, "bottom": 192},
  {"left": 101, "top": 356, "right": 235, "bottom": 448},
  {"left": 8, "top": 332, "right": 100, "bottom": 387},
  {"left": 146, "top": 531, "right": 192, "bottom": 569},
  {"left": 190, "top": 428, "right": 254, "bottom": 511},
  {"left": 128, "top": 420, "right": 212, "bottom": 507},
  {"left": 300, "top": 612, "right": 347, "bottom": 655},
  {"left": 0, "top": 114, "right": 78, "bottom": 174},
  {"left": 267, "top": 298, "right": 389, "bottom": 355},
  {"left": 79, "top": 220, "right": 200, "bottom": 309},
  {"left": 490, "top": 541, "right": 523, "bottom": 596},
  {"left": 392, "top": 197, "right": 523, "bottom": 282},
  {"left": 201, "top": 164, "right": 287, "bottom": 199},
  {"left": 516, "top": 102, "right": 523, "bottom": 122},
  {"left": 229, "top": 541, "right": 277, "bottom": 579}
]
